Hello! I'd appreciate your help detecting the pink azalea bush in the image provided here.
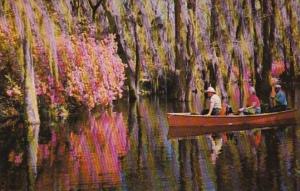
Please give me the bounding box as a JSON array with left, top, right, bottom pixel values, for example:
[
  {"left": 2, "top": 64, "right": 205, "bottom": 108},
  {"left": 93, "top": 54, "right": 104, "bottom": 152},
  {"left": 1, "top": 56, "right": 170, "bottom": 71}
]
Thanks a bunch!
[
  {"left": 1, "top": 20, "right": 126, "bottom": 110},
  {"left": 34, "top": 34, "right": 126, "bottom": 109},
  {"left": 271, "top": 60, "right": 286, "bottom": 77}
]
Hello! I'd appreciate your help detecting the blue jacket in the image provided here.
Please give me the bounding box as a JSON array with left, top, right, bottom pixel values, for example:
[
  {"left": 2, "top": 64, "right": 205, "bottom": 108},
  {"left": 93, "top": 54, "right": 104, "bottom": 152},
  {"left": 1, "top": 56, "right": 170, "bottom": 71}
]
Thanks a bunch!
[{"left": 275, "top": 90, "right": 287, "bottom": 106}]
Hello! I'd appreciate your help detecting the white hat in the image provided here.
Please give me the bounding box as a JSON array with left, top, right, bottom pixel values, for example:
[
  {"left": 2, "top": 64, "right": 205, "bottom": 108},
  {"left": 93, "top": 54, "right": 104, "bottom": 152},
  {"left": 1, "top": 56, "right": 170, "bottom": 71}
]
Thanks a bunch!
[
  {"left": 249, "top": 87, "right": 256, "bottom": 94},
  {"left": 205, "top": 87, "right": 216, "bottom": 93},
  {"left": 275, "top": 84, "right": 281, "bottom": 88}
]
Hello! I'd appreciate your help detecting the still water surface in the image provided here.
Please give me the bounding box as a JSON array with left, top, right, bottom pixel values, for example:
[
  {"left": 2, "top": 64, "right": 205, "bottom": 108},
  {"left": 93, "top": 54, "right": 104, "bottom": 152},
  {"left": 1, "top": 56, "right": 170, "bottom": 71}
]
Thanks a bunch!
[{"left": 0, "top": 87, "right": 299, "bottom": 191}]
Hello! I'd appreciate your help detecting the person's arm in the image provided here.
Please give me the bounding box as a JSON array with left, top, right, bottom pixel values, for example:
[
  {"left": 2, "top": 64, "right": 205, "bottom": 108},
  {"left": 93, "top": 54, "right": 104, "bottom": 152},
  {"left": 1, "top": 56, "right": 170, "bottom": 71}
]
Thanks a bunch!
[
  {"left": 248, "top": 100, "right": 258, "bottom": 109},
  {"left": 246, "top": 104, "right": 254, "bottom": 109},
  {"left": 207, "top": 101, "right": 214, "bottom": 115},
  {"left": 245, "top": 97, "right": 255, "bottom": 109}
]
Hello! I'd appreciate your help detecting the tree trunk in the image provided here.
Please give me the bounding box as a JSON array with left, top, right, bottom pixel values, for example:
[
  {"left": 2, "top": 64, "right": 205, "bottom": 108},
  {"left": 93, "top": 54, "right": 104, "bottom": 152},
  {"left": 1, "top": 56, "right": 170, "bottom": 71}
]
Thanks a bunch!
[
  {"left": 150, "top": 1, "right": 175, "bottom": 95},
  {"left": 136, "top": 0, "right": 162, "bottom": 75},
  {"left": 174, "top": 0, "right": 182, "bottom": 100},
  {"left": 258, "top": 0, "right": 275, "bottom": 103},
  {"left": 195, "top": 1, "right": 213, "bottom": 93},
  {"left": 0, "top": 1, "right": 3, "bottom": 16},
  {"left": 187, "top": 2, "right": 205, "bottom": 101},
  {"left": 101, "top": 0, "right": 139, "bottom": 100},
  {"left": 209, "top": 0, "right": 227, "bottom": 98},
  {"left": 174, "top": 0, "right": 188, "bottom": 101},
  {"left": 12, "top": 0, "right": 40, "bottom": 125},
  {"left": 280, "top": 0, "right": 296, "bottom": 79},
  {"left": 209, "top": 0, "right": 217, "bottom": 88},
  {"left": 124, "top": 2, "right": 142, "bottom": 101},
  {"left": 250, "top": 0, "right": 263, "bottom": 88},
  {"left": 132, "top": 21, "right": 141, "bottom": 100},
  {"left": 150, "top": 0, "right": 175, "bottom": 70},
  {"left": 235, "top": 0, "right": 248, "bottom": 107},
  {"left": 23, "top": 38, "right": 40, "bottom": 124}
]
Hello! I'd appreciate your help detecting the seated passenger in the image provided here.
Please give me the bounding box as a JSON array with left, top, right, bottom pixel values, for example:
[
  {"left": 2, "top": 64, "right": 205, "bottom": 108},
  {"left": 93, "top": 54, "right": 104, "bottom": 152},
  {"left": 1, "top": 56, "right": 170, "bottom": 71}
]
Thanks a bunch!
[
  {"left": 270, "top": 84, "right": 287, "bottom": 112},
  {"left": 220, "top": 97, "right": 233, "bottom": 115},
  {"left": 240, "top": 87, "right": 261, "bottom": 115},
  {"left": 202, "top": 87, "right": 222, "bottom": 116}
]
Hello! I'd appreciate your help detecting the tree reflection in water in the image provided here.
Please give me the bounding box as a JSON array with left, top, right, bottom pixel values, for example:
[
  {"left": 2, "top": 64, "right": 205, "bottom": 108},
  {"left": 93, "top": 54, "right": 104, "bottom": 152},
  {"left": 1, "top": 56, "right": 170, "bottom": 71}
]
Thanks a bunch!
[
  {"left": 34, "top": 112, "right": 129, "bottom": 190},
  {"left": 0, "top": 91, "right": 299, "bottom": 190}
]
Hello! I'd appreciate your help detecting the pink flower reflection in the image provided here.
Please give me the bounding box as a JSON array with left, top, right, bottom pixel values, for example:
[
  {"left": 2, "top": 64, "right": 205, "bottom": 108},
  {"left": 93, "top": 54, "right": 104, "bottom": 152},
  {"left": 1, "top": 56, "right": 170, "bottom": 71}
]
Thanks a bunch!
[{"left": 36, "top": 112, "right": 129, "bottom": 189}]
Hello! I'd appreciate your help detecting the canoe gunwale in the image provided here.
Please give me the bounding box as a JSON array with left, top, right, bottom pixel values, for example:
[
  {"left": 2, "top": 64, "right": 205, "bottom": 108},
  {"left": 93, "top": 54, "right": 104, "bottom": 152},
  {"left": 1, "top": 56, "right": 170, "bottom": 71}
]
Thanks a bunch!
[
  {"left": 167, "top": 109, "right": 298, "bottom": 128},
  {"left": 167, "top": 109, "right": 298, "bottom": 138},
  {"left": 167, "top": 109, "right": 298, "bottom": 118}
]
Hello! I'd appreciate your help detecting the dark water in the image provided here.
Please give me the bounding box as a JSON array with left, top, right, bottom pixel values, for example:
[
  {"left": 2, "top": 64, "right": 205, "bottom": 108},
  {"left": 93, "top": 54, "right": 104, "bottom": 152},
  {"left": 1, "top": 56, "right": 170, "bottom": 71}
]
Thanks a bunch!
[{"left": 0, "top": 87, "right": 300, "bottom": 191}]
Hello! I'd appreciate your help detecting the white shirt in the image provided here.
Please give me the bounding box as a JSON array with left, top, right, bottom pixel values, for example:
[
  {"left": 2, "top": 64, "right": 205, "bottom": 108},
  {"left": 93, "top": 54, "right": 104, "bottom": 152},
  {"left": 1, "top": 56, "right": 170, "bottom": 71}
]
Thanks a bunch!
[{"left": 210, "top": 94, "right": 222, "bottom": 109}]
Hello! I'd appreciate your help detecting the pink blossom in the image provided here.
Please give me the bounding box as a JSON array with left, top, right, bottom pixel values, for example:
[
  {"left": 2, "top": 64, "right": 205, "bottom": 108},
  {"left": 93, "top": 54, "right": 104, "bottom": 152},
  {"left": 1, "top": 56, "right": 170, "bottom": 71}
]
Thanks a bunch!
[
  {"left": 14, "top": 153, "right": 23, "bottom": 165},
  {"left": 6, "top": 89, "right": 13, "bottom": 97}
]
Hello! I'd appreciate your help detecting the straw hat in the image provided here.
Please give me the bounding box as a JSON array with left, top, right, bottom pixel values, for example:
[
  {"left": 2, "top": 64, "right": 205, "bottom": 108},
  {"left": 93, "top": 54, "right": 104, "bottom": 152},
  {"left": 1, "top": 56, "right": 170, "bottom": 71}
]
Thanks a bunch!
[{"left": 205, "top": 87, "right": 216, "bottom": 93}]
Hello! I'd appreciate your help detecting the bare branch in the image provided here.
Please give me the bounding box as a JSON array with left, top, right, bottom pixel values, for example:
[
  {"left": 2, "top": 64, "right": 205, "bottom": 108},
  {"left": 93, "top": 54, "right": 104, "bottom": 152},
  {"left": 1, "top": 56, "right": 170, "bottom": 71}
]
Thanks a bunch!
[{"left": 88, "top": 0, "right": 103, "bottom": 20}]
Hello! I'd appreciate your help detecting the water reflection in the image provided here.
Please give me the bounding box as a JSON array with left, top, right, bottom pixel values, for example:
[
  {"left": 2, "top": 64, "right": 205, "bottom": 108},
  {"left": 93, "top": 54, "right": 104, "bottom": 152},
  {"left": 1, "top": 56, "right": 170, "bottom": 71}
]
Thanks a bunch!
[
  {"left": 0, "top": 123, "right": 27, "bottom": 190},
  {"left": 0, "top": 87, "right": 299, "bottom": 190},
  {"left": 34, "top": 112, "right": 129, "bottom": 190},
  {"left": 27, "top": 124, "right": 39, "bottom": 191}
]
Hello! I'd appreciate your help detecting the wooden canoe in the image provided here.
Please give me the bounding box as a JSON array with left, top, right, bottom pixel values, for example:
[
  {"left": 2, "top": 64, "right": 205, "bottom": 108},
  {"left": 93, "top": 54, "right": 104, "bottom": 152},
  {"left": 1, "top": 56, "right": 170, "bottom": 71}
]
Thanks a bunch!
[{"left": 167, "top": 109, "right": 298, "bottom": 138}]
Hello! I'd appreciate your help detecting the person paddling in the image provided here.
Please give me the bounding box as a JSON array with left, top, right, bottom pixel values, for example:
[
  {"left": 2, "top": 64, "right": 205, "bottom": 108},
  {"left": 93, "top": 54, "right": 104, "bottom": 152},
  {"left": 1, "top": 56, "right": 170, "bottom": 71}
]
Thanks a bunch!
[
  {"left": 270, "top": 84, "right": 287, "bottom": 112},
  {"left": 204, "top": 87, "right": 222, "bottom": 116}
]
